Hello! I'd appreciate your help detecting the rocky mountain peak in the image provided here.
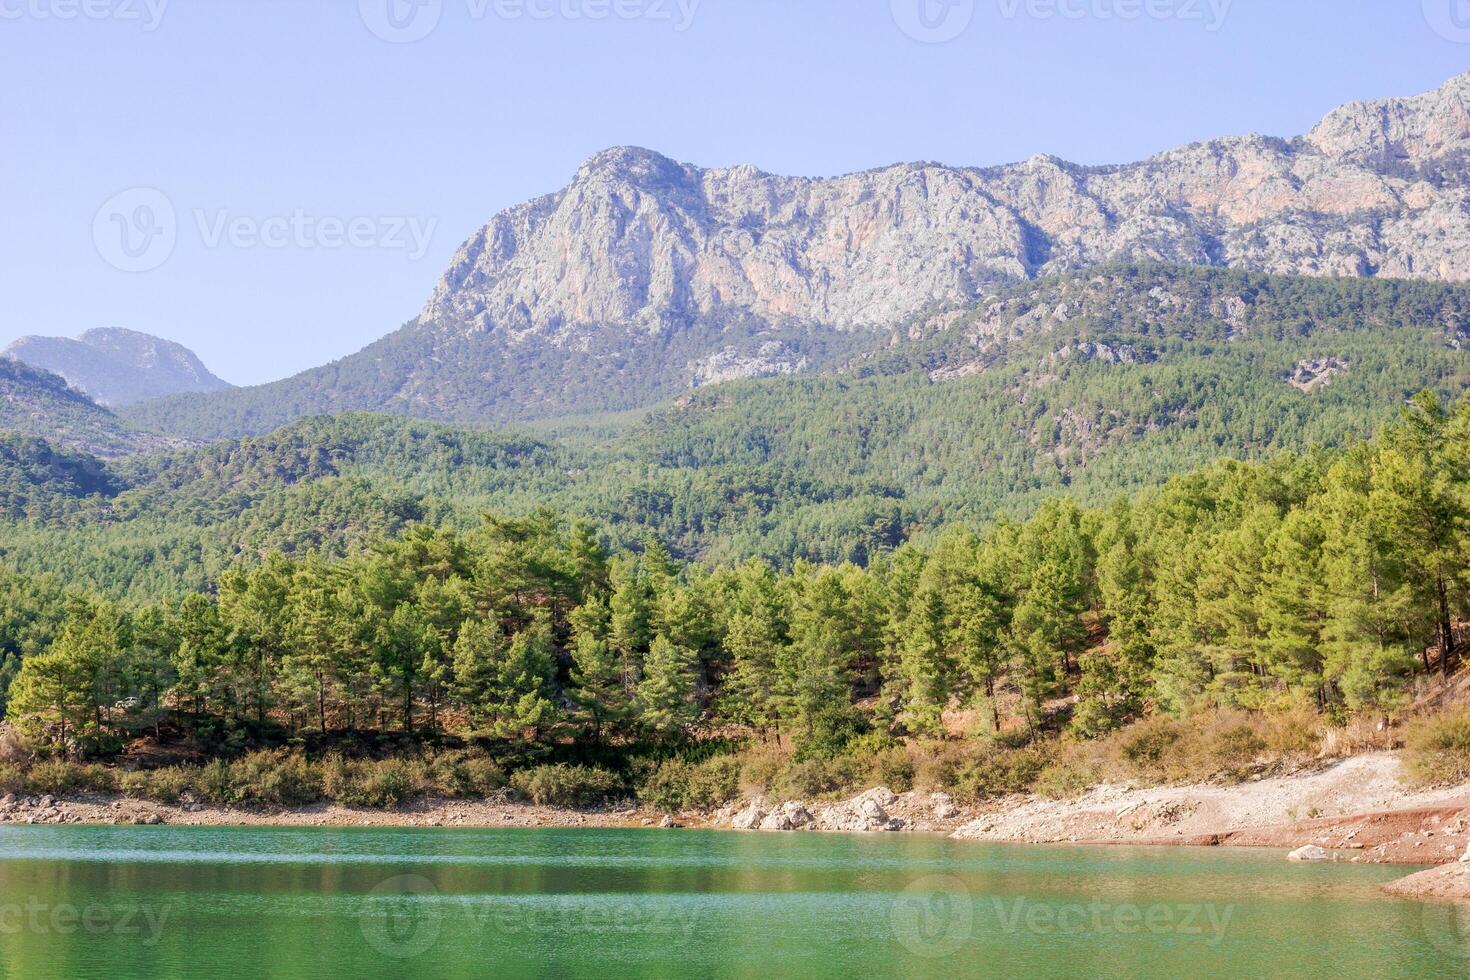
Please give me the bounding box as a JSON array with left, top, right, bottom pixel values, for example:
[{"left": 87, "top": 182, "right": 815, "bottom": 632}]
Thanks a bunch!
[
  {"left": 574, "top": 145, "right": 696, "bottom": 187},
  {"left": 1305, "top": 71, "right": 1470, "bottom": 167},
  {"left": 420, "top": 73, "right": 1470, "bottom": 359}
]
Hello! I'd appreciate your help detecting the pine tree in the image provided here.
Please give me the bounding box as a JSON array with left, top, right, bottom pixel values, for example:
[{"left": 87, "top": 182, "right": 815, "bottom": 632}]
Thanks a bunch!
[{"left": 636, "top": 634, "right": 698, "bottom": 737}]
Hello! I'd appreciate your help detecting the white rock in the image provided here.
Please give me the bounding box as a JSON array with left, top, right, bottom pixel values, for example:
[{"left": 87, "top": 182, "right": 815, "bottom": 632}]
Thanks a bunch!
[
  {"left": 1288, "top": 845, "right": 1330, "bottom": 862},
  {"left": 730, "top": 803, "right": 765, "bottom": 831}
]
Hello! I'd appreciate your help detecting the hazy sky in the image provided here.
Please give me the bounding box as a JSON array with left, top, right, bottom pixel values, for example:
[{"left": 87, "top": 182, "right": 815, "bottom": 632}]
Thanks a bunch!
[{"left": 3, "top": 0, "right": 1468, "bottom": 385}]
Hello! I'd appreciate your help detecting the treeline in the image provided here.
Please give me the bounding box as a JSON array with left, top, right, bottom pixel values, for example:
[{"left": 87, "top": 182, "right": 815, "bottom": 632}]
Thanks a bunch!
[{"left": 6, "top": 391, "right": 1470, "bottom": 759}]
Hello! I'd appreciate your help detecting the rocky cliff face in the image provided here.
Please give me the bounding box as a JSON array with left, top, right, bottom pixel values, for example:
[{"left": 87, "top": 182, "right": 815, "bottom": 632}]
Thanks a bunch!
[
  {"left": 120, "top": 73, "right": 1470, "bottom": 438},
  {"left": 423, "top": 73, "right": 1470, "bottom": 350},
  {"left": 4, "top": 328, "right": 232, "bottom": 407}
]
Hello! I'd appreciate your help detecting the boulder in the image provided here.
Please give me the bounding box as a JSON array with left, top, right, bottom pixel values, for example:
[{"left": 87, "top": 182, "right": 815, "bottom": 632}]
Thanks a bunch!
[
  {"left": 780, "top": 802, "right": 814, "bottom": 830},
  {"left": 859, "top": 787, "right": 898, "bottom": 807},
  {"left": 730, "top": 803, "right": 766, "bottom": 831},
  {"left": 760, "top": 811, "right": 795, "bottom": 832},
  {"left": 931, "top": 793, "right": 959, "bottom": 820},
  {"left": 758, "top": 802, "right": 814, "bottom": 832},
  {"left": 817, "top": 792, "right": 904, "bottom": 832},
  {"left": 1287, "top": 845, "right": 1330, "bottom": 862},
  {"left": 659, "top": 815, "right": 678, "bottom": 829}
]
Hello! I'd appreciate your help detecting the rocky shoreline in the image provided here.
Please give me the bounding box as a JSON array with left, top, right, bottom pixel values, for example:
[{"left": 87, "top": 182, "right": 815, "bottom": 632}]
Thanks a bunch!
[{"left": 7, "top": 751, "right": 1470, "bottom": 900}]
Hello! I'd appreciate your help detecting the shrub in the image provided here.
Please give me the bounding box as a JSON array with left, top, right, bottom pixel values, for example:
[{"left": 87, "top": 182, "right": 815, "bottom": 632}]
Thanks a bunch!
[
  {"left": 1116, "top": 717, "right": 1185, "bottom": 776},
  {"left": 144, "top": 768, "right": 191, "bottom": 804},
  {"left": 335, "top": 759, "right": 426, "bottom": 808},
  {"left": 0, "top": 726, "right": 31, "bottom": 765},
  {"left": 1404, "top": 710, "right": 1470, "bottom": 787},
  {"left": 1033, "top": 761, "right": 1091, "bottom": 799},
  {"left": 774, "top": 755, "right": 863, "bottom": 800},
  {"left": 427, "top": 751, "right": 506, "bottom": 799},
  {"left": 736, "top": 744, "right": 786, "bottom": 797},
  {"left": 0, "top": 763, "right": 24, "bottom": 795},
  {"left": 638, "top": 756, "right": 741, "bottom": 812},
  {"left": 230, "top": 751, "right": 323, "bottom": 806},
  {"left": 510, "top": 764, "right": 622, "bottom": 806},
  {"left": 1198, "top": 721, "right": 1268, "bottom": 780},
  {"left": 949, "top": 747, "right": 1047, "bottom": 801},
  {"left": 195, "top": 759, "right": 238, "bottom": 805},
  {"left": 863, "top": 748, "right": 916, "bottom": 795},
  {"left": 26, "top": 759, "right": 115, "bottom": 796},
  {"left": 1262, "top": 706, "right": 1325, "bottom": 757},
  {"left": 793, "top": 705, "right": 867, "bottom": 762},
  {"left": 118, "top": 770, "right": 151, "bottom": 799}
]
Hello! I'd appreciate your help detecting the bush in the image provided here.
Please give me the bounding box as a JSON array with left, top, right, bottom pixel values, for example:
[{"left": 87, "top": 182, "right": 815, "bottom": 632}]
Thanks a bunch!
[
  {"left": 195, "top": 759, "right": 238, "bottom": 805},
  {"left": 510, "top": 764, "right": 622, "bottom": 806},
  {"left": 1116, "top": 717, "right": 1185, "bottom": 776},
  {"left": 950, "top": 747, "right": 1047, "bottom": 801},
  {"left": 0, "top": 763, "right": 24, "bottom": 795},
  {"left": 774, "top": 755, "right": 863, "bottom": 800},
  {"left": 230, "top": 751, "right": 323, "bottom": 806},
  {"left": 863, "top": 748, "right": 916, "bottom": 795},
  {"left": 427, "top": 751, "right": 506, "bottom": 799},
  {"left": 793, "top": 705, "right": 867, "bottom": 762},
  {"left": 1404, "top": 710, "right": 1470, "bottom": 787},
  {"left": 144, "top": 768, "right": 191, "bottom": 804},
  {"left": 360, "top": 760, "right": 419, "bottom": 808},
  {"left": 736, "top": 744, "right": 786, "bottom": 797},
  {"left": 1198, "top": 721, "right": 1267, "bottom": 780},
  {"left": 638, "top": 756, "right": 741, "bottom": 812},
  {"left": 0, "top": 726, "right": 31, "bottom": 765},
  {"left": 26, "top": 759, "right": 115, "bottom": 796},
  {"left": 1033, "top": 761, "right": 1091, "bottom": 799},
  {"left": 329, "top": 758, "right": 426, "bottom": 808},
  {"left": 118, "top": 770, "right": 150, "bottom": 799}
]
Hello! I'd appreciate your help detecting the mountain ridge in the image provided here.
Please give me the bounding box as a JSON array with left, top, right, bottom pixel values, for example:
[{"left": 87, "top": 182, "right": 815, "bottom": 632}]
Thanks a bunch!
[{"left": 123, "top": 72, "right": 1470, "bottom": 441}]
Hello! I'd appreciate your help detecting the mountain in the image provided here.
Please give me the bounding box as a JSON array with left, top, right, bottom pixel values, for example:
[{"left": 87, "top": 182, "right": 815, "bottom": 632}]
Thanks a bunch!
[
  {"left": 4, "top": 328, "right": 232, "bottom": 408},
  {"left": 0, "top": 358, "right": 184, "bottom": 458},
  {"left": 124, "top": 73, "right": 1470, "bottom": 442}
]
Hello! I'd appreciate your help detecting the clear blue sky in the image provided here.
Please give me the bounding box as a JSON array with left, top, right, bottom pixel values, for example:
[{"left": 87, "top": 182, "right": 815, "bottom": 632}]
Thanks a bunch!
[{"left": 3, "top": 0, "right": 1468, "bottom": 385}]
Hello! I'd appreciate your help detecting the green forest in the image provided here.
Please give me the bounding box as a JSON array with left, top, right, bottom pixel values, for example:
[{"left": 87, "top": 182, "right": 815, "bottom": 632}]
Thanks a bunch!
[
  {"left": 7, "top": 265, "right": 1470, "bottom": 602},
  {"left": 5, "top": 390, "right": 1469, "bottom": 796},
  {"left": 6, "top": 266, "right": 1470, "bottom": 806}
]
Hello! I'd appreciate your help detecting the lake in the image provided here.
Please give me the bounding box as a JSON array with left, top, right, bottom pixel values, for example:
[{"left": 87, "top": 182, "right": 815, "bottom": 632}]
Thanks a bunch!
[{"left": 0, "top": 825, "right": 1464, "bottom": 978}]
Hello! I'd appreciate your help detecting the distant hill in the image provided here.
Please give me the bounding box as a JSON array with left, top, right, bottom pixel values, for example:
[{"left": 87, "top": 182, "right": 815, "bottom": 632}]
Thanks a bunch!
[
  {"left": 0, "top": 358, "right": 184, "bottom": 458},
  {"left": 5, "top": 328, "right": 232, "bottom": 407}
]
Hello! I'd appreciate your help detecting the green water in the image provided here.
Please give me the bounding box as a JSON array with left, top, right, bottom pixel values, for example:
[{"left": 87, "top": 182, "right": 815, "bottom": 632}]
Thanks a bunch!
[{"left": 0, "top": 826, "right": 1464, "bottom": 979}]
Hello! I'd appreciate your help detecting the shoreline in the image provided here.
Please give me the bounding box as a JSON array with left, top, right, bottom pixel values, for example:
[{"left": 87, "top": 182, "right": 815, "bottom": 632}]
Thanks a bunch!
[{"left": 7, "top": 750, "right": 1470, "bottom": 897}]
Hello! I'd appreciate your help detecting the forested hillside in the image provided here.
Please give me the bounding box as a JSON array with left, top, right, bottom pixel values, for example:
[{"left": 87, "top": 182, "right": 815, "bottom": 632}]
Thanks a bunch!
[
  {"left": 0, "top": 359, "right": 181, "bottom": 458},
  {"left": 7, "top": 267, "right": 1468, "bottom": 599},
  {"left": 5, "top": 392, "right": 1468, "bottom": 775}
]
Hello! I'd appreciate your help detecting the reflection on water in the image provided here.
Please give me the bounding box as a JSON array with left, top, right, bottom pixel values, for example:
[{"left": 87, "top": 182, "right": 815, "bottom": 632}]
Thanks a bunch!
[{"left": 0, "top": 825, "right": 1459, "bottom": 979}]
